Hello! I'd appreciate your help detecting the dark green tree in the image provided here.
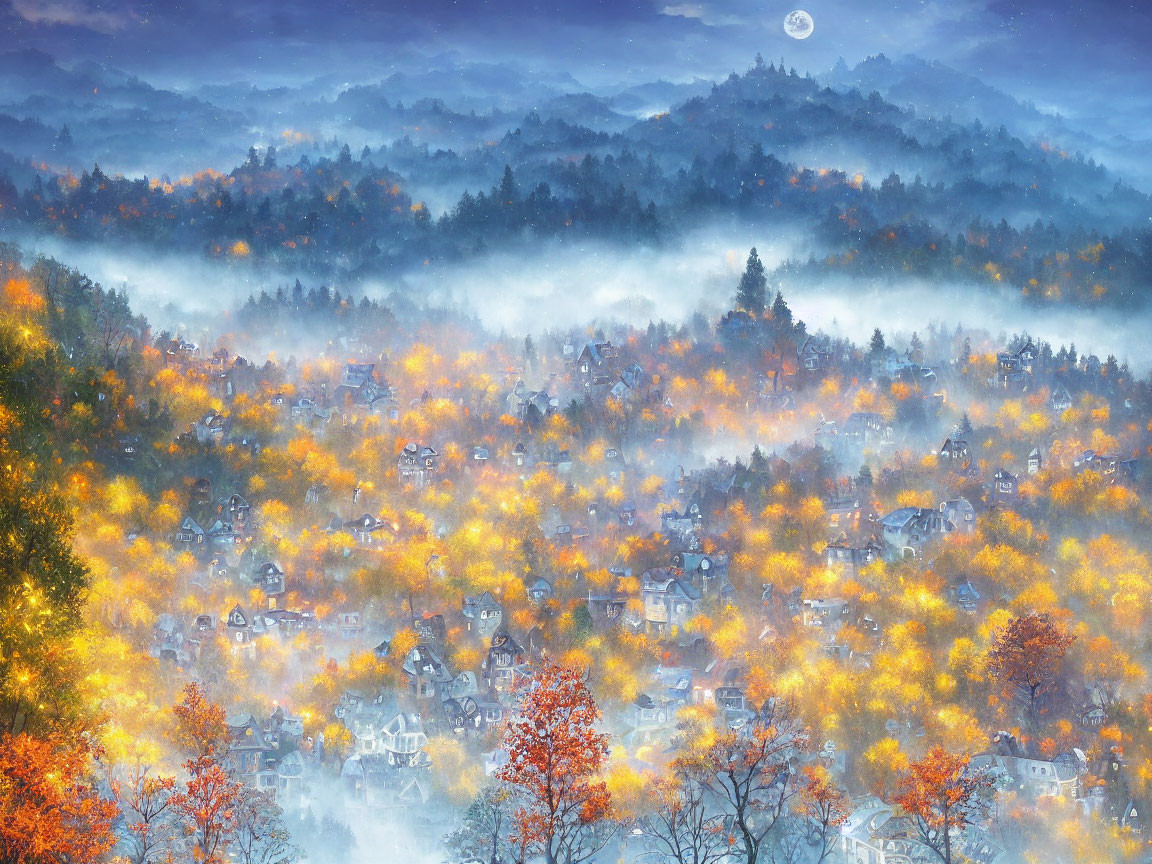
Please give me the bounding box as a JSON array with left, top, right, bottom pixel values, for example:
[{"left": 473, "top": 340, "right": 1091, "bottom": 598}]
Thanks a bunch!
[
  {"left": 869, "top": 328, "right": 886, "bottom": 357},
  {"left": 735, "top": 248, "right": 767, "bottom": 315},
  {"left": 770, "top": 290, "right": 792, "bottom": 330}
]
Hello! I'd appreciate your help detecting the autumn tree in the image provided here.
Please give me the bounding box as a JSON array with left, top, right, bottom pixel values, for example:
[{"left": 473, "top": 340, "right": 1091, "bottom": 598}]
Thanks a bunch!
[
  {"left": 637, "top": 761, "right": 730, "bottom": 864},
  {"left": 987, "top": 612, "right": 1074, "bottom": 726},
  {"left": 798, "top": 765, "right": 850, "bottom": 864},
  {"left": 0, "top": 733, "right": 117, "bottom": 864},
  {"left": 170, "top": 684, "right": 244, "bottom": 864},
  {"left": 735, "top": 248, "right": 767, "bottom": 315},
  {"left": 497, "top": 662, "right": 613, "bottom": 864},
  {"left": 894, "top": 746, "right": 993, "bottom": 864},
  {"left": 693, "top": 701, "right": 808, "bottom": 864},
  {"left": 111, "top": 765, "right": 177, "bottom": 864}
]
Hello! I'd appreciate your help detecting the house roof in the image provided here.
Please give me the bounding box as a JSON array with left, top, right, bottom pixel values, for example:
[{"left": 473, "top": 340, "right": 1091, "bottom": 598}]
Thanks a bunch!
[
  {"left": 642, "top": 568, "right": 702, "bottom": 600},
  {"left": 879, "top": 507, "right": 919, "bottom": 529}
]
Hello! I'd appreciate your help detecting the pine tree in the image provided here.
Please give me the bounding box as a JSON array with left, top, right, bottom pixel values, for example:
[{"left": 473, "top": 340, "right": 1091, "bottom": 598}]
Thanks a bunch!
[
  {"left": 770, "top": 290, "right": 792, "bottom": 330},
  {"left": 909, "top": 332, "right": 924, "bottom": 363},
  {"left": 958, "top": 412, "right": 973, "bottom": 437},
  {"left": 735, "top": 248, "right": 767, "bottom": 315},
  {"left": 498, "top": 164, "right": 518, "bottom": 205},
  {"left": 869, "top": 328, "right": 886, "bottom": 357}
]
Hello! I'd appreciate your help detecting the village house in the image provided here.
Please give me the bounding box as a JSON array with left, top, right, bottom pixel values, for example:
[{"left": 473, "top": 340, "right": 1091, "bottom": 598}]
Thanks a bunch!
[
  {"left": 508, "top": 381, "right": 558, "bottom": 424},
  {"left": 824, "top": 493, "right": 875, "bottom": 534},
  {"left": 462, "top": 592, "right": 504, "bottom": 639},
  {"left": 207, "top": 519, "right": 238, "bottom": 553},
  {"left": 973, "top": 732, "right": 1082, "bottom": 800},
  {"left": 948, "top": 578, "right": 982, "bottom": 614},
  {"left": 824, "top": 538, "right": 884, "bottom": 577},
  {"left": 798, "top": 334, "right": 833, "bottom": 372},
  {"left": 840, "top": 799, "right": 1010, "bottom": 864},
  {"left": 402, "top": 644, "right": 452, "bottom": 700},
  {"left": 990, "top": 468, "right": 1019, "bottom": 505},
  {"left": 939, "top": 436, "right": 971, "bottom": 464},
  {"left": 527, "top": 577, "right": 553, "bottom": 605},
  {"left": 801, "top": 597, "right": 853, "bottom": 633},
  {"left": 275, "top": 750, "right": 307, "bottom": 810},
  {"left": 217, "top": 493, "right": 253, "bottom": 531},
  {"left": 1027, "top": 447, "right": 1043, "bottom": 475},
  {"left": 397, "top": 443, "right": 439, "bottom": 487},
  {"left": 441, "top": 696, "right": 484, "bottom": 735},
  {"left": 338, "top": 611, "right": 364, "bottom": 639},
  {"left": 173, "top": 515, "right": 207, "bottom": 554},
  {"left": 225, "top": 604, "right": 255, "bottom": 651},
  {"left": 843, "top": 411, "right": 889, "bottom": 444},
  {"left": 1051, "top": 382, "right": 1073, "bottom": 412},
  {"left": 994, "top": 341, "right": 1036, "bottom": 391},
  {"left": 641, "top": 568, "right": 702, "bottom": 638},
  {"left": 481, "top": 631, "right": 527, "bottom": 693},
  {"left": 939, "top": 497, "right": 977, "bottom": 534},
  {"left": 340, "top": 752, "right": 431, "bottom": 812},
  {"left": 340, "top": 512, "right": 389, "bottom": 546},
  {"left": 256, "top": 608, "right": 314, "bottom": 637},
  {"left": 587, "top": 576, "right": 630, "bottom": 629},
  {"left": 671, "top": 551, "right": 733, "bottom": 600},
  {"left": 254, "top": 561, "right": 286, "bottom": 597},
  {"left": 193, "top": 411, "right": 230, "bottom": 444},
  {"left": 878, "top": 506, "right": 953, "bottom": 558},
  {"left": 609, "top": 362, "right": 647, "bottom": 401},
  {"left": 334, "top": 361, "right": 382, "bottom": 406},
  {"left": 226, "top": 713, "right": 279, "bottom": 793},
  {"left": 575, "top": 341, "right": 616, "bottom": 387},
  {"left": 165, "top": 337, "right": 199, "bottom": 365}
]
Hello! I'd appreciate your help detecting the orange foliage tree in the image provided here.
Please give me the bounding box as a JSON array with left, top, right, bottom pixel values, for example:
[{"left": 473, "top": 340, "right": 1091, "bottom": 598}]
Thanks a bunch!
[
  {"left": 170, "top": 684, "right": 244, "bottom": 864},
  {"left": 693, "top": 702, "right": 808, "bottom": 864},
  {"left": 111, "top": 766, "right": 177, "bottom": 864},
  {"left": 0, "top": 733, "right": 117, "bottom": 864},
  {"left": 893, "top": 746, "right": 993, "bottom": 864},
  {"left": 497, "top": 662, "right": 613, "bottom": 864},
  {"left": 798, "top": 765, "right": 850, "bottom": 864},
  {"left": 986, "top": 612, "right": 1074, "bottom": 727}
]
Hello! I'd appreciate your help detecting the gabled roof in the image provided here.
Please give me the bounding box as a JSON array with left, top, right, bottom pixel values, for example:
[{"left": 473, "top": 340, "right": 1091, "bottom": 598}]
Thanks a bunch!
[
  {"left": 642, "top": 568, "right": 702, "bottom": 600},
  {"left": 179, "top": 515, "right": 206, "bottom": 535},
  {"left": 226, "top": 604, "right": 250, "bottom": 628},
  {"left": 878, "top": 507, "right": 919, "bottom": 529}
]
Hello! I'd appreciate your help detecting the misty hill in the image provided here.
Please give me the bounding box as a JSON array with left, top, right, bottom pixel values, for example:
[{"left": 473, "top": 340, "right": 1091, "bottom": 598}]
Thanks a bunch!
[
  {"left": 2, "top": 54, "right": 1152, "bottom": 310},
  {"left": 0, "top": 49, "right": 252, "bottom": 176},
  {"left": 822, "top": 53, "right": 1152, "bottom": 190}
]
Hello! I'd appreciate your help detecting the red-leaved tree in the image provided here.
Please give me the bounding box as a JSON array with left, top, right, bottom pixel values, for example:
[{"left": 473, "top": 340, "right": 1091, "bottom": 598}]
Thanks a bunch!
[
  {"left": 170, "top": 683, "right": 243, "bottom": 864},
  {"left": 0, "top": 733, "right": 117, "bottom": 864},
  {"left": 894, "top": 746, "right": 993, "bottom": 864},
  {"left": 987, "top": 612, "right": 1074, "bottom": 726},
  {"left": 497, "top": 662, "right": 613, "bottom": 864}
]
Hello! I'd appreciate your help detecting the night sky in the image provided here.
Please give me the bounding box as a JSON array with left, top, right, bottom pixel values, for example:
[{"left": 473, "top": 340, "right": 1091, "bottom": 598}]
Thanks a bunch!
[{"left": 2, "top": 0, "right": 1150, "bottom": 131}]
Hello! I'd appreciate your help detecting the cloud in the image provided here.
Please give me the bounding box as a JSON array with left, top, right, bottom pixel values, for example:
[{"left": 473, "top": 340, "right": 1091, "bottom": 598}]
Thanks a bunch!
[
  {"left": 660, "top": 3, "right": 707, "bottom": 19},
  {"left": 10, "top": 0, "right": 130, "bottom": 33}
]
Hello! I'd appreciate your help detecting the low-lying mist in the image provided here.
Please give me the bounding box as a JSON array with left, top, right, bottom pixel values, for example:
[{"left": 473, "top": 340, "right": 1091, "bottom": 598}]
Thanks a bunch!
[{"left": 11, "top": 225, "right": 1150, "bottom": 371}]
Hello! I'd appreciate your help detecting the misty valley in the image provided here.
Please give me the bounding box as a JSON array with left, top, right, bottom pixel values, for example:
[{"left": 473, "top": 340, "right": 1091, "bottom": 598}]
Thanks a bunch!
[{"left": 1, "top": 6, "right": 1152, "bottom": 864}]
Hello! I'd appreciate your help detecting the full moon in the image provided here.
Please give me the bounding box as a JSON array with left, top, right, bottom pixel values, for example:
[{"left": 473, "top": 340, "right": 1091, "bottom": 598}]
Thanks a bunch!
[{"left": 783, "top": 9, "right": 814, "bottom": 39}]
